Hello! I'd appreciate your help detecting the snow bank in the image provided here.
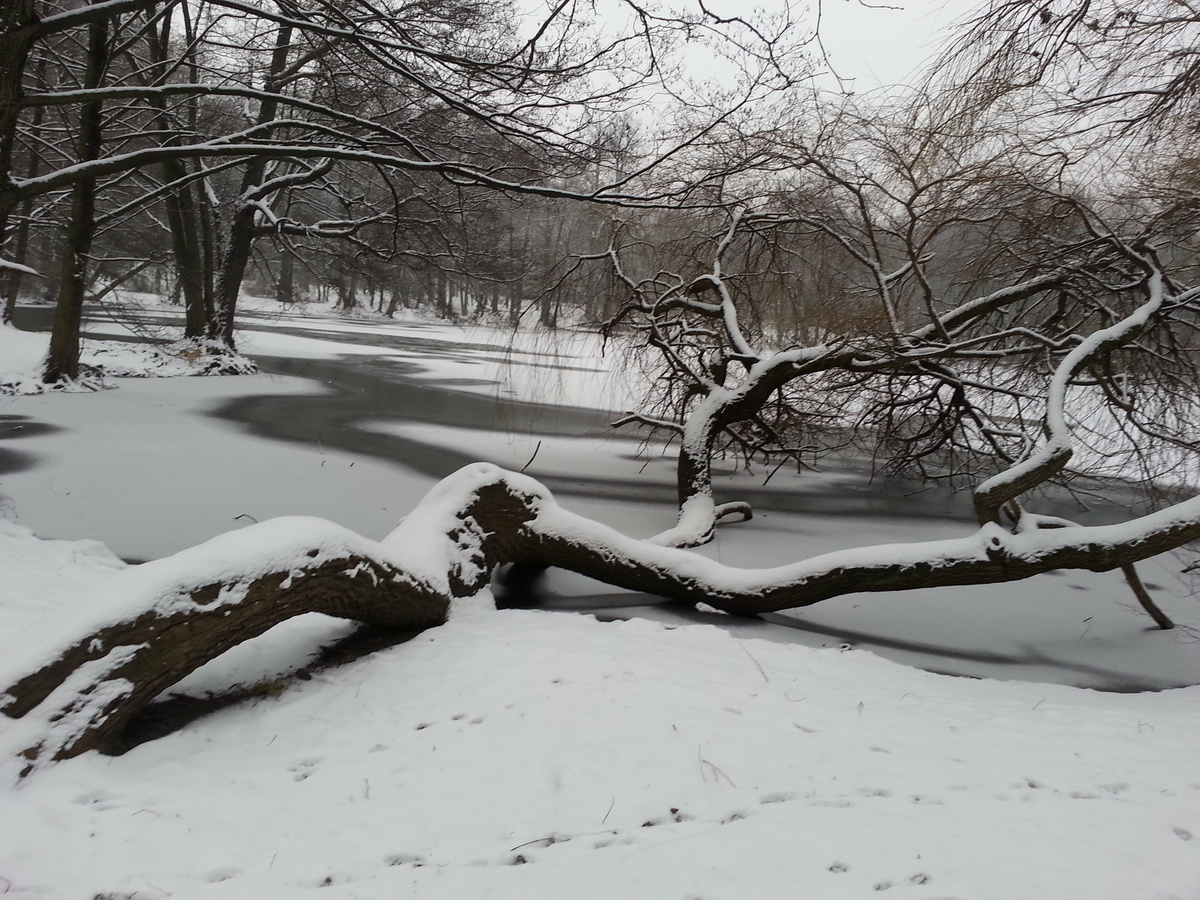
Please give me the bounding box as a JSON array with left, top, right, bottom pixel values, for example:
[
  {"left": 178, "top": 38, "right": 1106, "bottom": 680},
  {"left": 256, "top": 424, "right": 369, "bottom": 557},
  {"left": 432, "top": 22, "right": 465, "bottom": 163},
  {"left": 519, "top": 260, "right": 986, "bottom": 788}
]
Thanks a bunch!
[{"left": 0, "top": 323, "right": 254, "bottom": 394}]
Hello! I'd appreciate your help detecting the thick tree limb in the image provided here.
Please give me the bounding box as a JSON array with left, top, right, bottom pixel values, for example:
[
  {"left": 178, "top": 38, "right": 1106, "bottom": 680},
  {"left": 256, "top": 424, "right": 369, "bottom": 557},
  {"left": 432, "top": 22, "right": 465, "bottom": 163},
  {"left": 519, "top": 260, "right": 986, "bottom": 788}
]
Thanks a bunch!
[{"left": 0, "top": 518, "right": 451, "bottom": 775}]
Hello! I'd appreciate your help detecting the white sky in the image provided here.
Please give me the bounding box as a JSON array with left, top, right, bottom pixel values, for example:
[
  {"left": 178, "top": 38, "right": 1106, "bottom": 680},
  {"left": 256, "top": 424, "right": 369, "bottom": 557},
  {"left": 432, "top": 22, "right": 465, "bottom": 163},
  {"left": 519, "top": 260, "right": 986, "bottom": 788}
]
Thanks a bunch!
[
  {"left": 812, "top": 0, "right": 965, "bottom": 89},
  {"left": 696, "top": 0, "right": 971, "bottom": 91}
]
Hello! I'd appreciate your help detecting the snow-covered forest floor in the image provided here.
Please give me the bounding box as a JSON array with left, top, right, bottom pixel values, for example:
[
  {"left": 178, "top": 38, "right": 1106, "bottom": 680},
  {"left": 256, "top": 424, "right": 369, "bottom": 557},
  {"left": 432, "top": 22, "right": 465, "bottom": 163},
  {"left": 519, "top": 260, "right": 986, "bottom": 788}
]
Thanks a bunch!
[{"left": 1, "top": 297, "right": 1199, "bottom": 899}]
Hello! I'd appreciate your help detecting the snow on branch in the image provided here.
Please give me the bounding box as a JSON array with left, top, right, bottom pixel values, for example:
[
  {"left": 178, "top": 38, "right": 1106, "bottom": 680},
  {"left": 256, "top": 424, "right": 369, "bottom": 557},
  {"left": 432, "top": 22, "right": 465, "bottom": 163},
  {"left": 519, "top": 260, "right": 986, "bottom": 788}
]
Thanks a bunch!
[
  {"left": 973, "top": 264, "right": 1168, "bottom": 524},
  {"left": 0, "top": 257, "right": 41, "bottom": 277}
]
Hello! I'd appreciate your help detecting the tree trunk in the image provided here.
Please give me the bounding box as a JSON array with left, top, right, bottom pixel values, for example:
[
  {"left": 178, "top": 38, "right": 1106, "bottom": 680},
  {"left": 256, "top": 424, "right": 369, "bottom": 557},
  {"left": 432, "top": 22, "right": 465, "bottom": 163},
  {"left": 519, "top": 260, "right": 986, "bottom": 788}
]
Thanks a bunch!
[
  {"left": 539, "top": 292, "right": 557, "bottom": 328},
  {"left": 0, "top": 0, "right": 39, "bottom": 266},
  {"left": 210, "top": 23, "right": 293, "bottom": 348},
  {"left": 436, "top": 269, "right": 449, "bottom": 318},
  {"left": 143, "top": 8, "right": 211, "bottom": 339},
  {"left": 43, "top": 11, "right": 109, "bottom": 384},
  {"left": 1, "top": 519, "right": 451, "bottom": 775},
  {"left": 337, "top": 266, "right": 357, "bottom": 310},
  {"left": 385, "top": 286, "right": 402, "bottom": 317},
  {"left": 276, "top": 248, "right": 295, "bottom": 304},
  {"left": 1, "top": 55, "right": 45, "bottom": 324},
  {"left": 508, "top": 282, "right": 522, "bottom": 326}
]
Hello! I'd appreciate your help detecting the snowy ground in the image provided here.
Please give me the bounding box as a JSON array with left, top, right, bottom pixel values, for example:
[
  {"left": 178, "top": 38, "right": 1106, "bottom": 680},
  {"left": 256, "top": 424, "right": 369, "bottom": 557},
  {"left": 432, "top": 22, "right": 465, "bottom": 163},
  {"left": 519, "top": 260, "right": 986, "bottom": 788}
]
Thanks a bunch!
[{"left": 1, "top": 300, "right": 1199, "bottom": 898}]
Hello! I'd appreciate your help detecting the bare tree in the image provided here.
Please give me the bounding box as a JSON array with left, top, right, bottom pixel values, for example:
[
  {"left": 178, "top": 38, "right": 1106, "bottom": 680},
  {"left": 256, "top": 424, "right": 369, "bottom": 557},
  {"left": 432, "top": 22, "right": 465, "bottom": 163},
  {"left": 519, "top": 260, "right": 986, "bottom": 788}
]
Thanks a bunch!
[{"left": 585, "top": 92, "right": 1198, "bottom": 624}]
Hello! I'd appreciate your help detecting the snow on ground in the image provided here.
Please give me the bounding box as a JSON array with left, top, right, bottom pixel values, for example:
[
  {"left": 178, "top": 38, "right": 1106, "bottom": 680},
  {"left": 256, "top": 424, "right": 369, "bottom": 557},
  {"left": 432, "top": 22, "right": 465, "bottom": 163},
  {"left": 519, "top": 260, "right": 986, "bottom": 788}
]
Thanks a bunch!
[
  {"left": 2, "top": 307, "right": 1200, "bottom": 898},
  {"left": 0, "top": 318, "right": 241, "bottom": 394},
  {"left": 2, "top": 556, "right": 1199, "bottom": 899}
]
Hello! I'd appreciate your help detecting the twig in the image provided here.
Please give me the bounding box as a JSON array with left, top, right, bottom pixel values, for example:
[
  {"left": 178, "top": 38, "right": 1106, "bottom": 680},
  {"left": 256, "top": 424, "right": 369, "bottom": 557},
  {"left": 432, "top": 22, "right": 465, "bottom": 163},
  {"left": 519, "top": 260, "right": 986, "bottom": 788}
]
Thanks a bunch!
[
  {"left": 510, "top": 836, "right": 556, "bottom": 852},
  {"left": 602, "top": 796, "right": 615, "bottom": 824},
  {"left": 520, "top": 440, "right": 543, "bottom": 473},
  {"left": 737, "top": 641, "right": 769, "bottom": 681},
  {"left": 1122, "top": 563, "right": 1175, "bottom": 630}
]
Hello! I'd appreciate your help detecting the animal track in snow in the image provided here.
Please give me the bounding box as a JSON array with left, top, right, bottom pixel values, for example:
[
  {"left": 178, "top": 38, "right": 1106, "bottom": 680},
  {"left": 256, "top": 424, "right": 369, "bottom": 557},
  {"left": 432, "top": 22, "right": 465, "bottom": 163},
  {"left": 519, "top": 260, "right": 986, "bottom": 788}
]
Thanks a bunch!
[
  {"left": 593, "top": 834, "right": 638, "bottom": 849},
  {"left": 641, "top": 808, "right": 694, "bottom": 827},
  {"left": 289, "top": 758, "right": 321, "bottom": 781},
  {"left": 385, "top": 853, "right": 427, "bottom": 866},
  {"left": 73, "top": 790, "right": 117, "bottom": 809}
]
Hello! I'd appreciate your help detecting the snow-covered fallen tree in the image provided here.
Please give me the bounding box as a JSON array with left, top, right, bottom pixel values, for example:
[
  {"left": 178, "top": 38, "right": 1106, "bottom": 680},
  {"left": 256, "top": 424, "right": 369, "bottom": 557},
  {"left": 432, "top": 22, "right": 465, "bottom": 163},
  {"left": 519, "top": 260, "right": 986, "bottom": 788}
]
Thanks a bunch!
[{"left": 4, "top": 461, "right": 1198, "bottom": 779}]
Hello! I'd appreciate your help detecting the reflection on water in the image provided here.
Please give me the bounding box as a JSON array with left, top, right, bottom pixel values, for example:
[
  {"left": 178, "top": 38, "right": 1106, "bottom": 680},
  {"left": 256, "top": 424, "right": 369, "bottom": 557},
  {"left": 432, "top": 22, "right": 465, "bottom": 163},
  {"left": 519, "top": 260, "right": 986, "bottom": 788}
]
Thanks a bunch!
[{"left": 9, "top": 303, "right": 1143, "bottom": 522}]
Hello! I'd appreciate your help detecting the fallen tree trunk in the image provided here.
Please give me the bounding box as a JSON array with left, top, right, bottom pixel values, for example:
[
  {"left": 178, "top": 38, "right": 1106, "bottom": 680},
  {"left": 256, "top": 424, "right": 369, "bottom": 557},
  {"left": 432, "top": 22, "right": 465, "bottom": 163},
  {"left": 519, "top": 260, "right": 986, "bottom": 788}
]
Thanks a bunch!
[
  {"left": 3, "top": 463, "right": 1197, "bottom": 778},
  {"left": 0, "top": 519, "right": 450, "bottom": 775}
]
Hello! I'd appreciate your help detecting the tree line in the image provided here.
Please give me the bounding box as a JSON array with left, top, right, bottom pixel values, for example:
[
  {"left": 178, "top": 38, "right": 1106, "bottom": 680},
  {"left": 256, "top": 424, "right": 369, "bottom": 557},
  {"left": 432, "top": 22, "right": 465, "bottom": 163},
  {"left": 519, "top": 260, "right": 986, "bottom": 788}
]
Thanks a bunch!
[{"left": 0, "top": 0, "right": 795, "bottom": 379}]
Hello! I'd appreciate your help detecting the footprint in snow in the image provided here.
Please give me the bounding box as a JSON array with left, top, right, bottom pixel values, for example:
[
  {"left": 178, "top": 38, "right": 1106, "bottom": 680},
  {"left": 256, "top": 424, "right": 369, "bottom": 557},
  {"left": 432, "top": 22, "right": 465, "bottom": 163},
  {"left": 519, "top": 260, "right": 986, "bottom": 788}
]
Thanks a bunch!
[
  {"left": 593, "top": 834, "right": 638, "bottom": 849},
  {"left": 859, "top": 787, "right": 893, "bottom": 798},
  {"left": 385, "top": 853, "right": 427, "bottom": 866},
  {"left": 204, "top": 867, "right": 242, "bottom": 883},
  {"left": 759, "top": 791, "right": 797, "bottom": 804},
  {"left": 641, "top": 809, "right": 694, "bottom": 826}
]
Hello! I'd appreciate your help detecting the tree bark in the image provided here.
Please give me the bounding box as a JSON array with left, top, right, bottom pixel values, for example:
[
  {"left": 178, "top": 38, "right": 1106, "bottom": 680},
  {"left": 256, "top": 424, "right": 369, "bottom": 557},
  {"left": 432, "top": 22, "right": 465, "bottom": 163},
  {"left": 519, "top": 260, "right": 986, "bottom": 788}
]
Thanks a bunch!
[
  {"left": 0, "top": 0, "right": 40, "bottom": 258},
  {"left": 1, "top": 55, "right": 45, "bottom": 324},
  {"left": 210, "top": 22, "right": 293, "bottom": 347}
]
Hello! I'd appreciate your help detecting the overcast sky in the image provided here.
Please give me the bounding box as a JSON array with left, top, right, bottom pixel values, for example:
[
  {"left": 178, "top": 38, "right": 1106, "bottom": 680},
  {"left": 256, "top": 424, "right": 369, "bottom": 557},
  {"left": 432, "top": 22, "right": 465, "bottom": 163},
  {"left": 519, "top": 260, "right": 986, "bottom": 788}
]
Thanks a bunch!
[
  {"left": 692, "top": 0, "right": 969, "bottom": 91},
  {"left": 813, "top": 0, "right": 964, "bottom": 89}
]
